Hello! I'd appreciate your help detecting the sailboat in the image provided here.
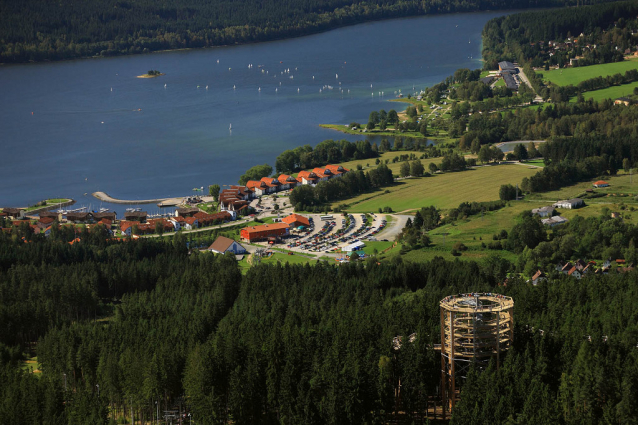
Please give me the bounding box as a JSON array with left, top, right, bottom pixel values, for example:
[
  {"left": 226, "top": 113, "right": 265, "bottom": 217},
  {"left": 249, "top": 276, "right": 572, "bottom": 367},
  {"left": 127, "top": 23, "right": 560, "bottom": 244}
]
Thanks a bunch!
[{"left": 229, "top": 123, "right": 232, "bottom": 130}]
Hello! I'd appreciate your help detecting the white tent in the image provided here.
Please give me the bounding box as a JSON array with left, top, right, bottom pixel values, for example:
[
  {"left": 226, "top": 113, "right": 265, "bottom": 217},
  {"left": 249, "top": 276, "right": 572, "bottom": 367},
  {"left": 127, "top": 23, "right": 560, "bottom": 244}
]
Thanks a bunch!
[{"left": 342, "top": 241, "right": 365, "bottom": 252}]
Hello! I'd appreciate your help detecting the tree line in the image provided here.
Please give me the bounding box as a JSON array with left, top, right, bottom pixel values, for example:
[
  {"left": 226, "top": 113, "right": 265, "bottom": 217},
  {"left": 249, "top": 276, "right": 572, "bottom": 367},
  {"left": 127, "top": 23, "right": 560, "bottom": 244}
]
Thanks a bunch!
[
  {"left": 1, "top": 0, "right": 599, "bottom": 63},
  {"left": 289, "top": 164, "right": 394, "bottom": 211},
  {"left": 481, "top": 0, "right": 638, "bottom": 69}
]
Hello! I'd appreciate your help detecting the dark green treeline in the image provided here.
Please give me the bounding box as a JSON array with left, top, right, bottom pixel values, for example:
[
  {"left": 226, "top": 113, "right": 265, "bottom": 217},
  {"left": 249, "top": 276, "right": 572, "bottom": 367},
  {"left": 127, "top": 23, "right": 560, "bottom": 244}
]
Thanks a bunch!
[
  {"left": 1, "top": 231, "right": 638, "bottom": 423},
  {"left": 0, "top": 0, "right": 611, "bottom": 63}
]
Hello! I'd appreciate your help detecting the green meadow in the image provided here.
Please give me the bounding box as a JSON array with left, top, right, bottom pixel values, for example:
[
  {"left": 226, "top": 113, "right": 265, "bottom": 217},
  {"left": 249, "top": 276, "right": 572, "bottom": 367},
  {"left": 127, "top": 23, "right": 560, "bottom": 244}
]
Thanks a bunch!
[
  {"left": 336, "top": 164, "right": 539, "bottom": 213},
  {"left": 542, "top": 58, "right": 638, "bottom": 86}
]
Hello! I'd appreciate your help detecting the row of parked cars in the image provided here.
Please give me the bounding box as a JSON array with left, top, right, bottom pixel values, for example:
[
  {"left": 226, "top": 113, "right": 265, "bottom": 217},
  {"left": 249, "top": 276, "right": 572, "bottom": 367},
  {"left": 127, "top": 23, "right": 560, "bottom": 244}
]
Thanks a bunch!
[{"left": 285, "top": 214, "right": 387, "bottom": 253}]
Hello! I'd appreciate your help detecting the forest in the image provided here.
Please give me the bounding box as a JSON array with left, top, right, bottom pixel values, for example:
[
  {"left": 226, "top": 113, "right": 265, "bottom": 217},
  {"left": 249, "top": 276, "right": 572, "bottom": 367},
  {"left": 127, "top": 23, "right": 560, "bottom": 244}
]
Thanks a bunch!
[
  {"left": 0, "top": 0, "right": 614, "bottom": 63},
  {"left": 1, "top": 229, "right": 638, "bottom": 424},
  {"left": 482, "top": 0, "right": 638, "bottom": 68}
]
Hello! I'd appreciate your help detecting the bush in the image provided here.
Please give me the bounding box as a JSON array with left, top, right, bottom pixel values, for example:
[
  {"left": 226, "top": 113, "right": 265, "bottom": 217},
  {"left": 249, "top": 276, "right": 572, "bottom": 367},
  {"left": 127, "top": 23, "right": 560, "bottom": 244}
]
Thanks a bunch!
[
  {"left": 452, "top": 242, "right": 468, "bottom": 251},
  {"left": 451, "top": 248, "right": 461, "bottom": 256}
]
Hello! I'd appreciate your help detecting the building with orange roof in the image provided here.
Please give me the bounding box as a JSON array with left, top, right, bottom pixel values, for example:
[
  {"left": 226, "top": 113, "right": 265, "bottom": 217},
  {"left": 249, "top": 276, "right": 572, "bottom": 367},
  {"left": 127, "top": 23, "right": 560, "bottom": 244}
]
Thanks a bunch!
[
  {"left": 240, "top": 222, "right": 290, "bottom": 242},
  {"left": 593, "top": 180, "right": 609, "bottom": 188},
  {"left": 246, "top": 180, "right": 268, "bottom": 196},
  {"left": 297, "top": 170, "right": 319, "bottom": 185},
  {"left": 277, "top": 174, "right": 298, "bottom": 190},
  {"left": 282, "top": 213, "right": 310, "bottom": 228}
]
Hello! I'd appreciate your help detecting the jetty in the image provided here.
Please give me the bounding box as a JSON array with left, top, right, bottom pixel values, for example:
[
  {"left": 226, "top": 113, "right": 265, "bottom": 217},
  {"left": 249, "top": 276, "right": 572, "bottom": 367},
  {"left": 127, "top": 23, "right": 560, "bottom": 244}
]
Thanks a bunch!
[{"left": 92, "top": 191, "right": 172, "bottom": 205}]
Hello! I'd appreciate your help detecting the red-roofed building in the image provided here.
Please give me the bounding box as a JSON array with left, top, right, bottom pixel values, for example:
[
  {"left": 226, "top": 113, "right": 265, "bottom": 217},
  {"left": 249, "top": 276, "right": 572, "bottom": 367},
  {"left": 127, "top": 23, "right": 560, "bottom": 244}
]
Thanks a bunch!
[
  {"left": 593, "top": 181, "right": 609, "bottom": 188},
  {"left": 37, "top": 216, "right": 55, "bottom": 231},
  {"left": 325, "top": 164, "right": 349, "bottom": 175},
  {"left": 240, "top": 223, "right": 290, "bottom": 242},
  {"left": 297, "top": 170, "right": 319, "bottom": 185},
  {"left": 282, "top": 213, "right": 310, "bottom": 228},
  {"left": 246, "top": 180, "right": 268, "bottom": 196},
  {"left": 184, "top": 217, "right": 199, "bottom": 230},
  {"left": 120, "top": 221, "right": 136, "bottom": 236},
  {"left": 277, "top": 174, "right": 298, "bottom": 190}
]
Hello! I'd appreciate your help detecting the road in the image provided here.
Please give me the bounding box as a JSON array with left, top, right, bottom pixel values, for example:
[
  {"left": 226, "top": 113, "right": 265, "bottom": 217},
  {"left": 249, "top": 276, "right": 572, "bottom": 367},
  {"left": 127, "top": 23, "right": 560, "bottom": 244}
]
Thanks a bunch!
[{"left": 516, "top": 66, "right": 544, "bottom": 103}]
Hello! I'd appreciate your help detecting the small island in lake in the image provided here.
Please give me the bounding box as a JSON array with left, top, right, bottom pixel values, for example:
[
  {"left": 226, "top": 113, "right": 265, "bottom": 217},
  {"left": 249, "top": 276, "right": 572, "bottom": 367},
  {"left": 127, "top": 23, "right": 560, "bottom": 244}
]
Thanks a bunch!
[{"left": 137, "top": 70, "right": 164, "bottom": 78}]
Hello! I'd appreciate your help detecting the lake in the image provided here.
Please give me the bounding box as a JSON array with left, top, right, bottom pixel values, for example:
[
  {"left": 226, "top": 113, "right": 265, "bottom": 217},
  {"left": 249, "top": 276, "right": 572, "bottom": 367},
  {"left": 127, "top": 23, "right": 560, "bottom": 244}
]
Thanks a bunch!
[{"left": 0, "top": 10, "right": 512, "bottom": 212}]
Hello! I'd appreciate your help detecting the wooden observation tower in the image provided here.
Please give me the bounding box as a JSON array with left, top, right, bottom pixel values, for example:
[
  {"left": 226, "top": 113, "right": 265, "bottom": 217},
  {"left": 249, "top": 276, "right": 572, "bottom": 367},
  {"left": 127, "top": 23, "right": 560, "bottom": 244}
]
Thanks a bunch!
[{"left": 439, "top": 293, "right": 514, "bottom": 417}]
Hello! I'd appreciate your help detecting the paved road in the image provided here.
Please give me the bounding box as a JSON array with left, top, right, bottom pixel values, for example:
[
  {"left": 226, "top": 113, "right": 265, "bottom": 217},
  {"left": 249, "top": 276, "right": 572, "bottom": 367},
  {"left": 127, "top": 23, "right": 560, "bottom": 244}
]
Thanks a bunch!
[{"left": 516, "top": 67, "right": 544, "bottom": 103}]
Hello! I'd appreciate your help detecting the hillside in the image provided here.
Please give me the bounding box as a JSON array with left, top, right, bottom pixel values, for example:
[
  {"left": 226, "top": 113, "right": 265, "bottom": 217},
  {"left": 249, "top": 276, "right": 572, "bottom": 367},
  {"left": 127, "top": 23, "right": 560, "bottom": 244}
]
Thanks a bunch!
[{"left": 0, "top": 0, "right": 608, "bottom": 63}]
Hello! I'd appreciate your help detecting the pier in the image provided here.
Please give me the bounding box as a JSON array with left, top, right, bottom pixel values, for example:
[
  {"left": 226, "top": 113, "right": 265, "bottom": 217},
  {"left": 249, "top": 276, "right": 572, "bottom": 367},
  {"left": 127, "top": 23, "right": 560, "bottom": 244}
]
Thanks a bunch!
[{"left": 92, "top": 191, "right": 172, "bottom": 205}]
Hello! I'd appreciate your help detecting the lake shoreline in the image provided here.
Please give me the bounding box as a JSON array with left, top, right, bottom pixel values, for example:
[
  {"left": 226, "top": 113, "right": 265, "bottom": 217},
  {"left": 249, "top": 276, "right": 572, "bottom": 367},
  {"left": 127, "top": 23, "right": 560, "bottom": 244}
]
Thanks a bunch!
[{"left": 0, "top": 8, "right": 532, "bottom": 66}]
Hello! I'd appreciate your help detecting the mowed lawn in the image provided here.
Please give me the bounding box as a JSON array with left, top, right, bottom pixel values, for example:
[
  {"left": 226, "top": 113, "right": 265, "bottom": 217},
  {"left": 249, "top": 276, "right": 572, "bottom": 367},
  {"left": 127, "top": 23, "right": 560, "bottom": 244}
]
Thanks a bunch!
[
  {"left": 337, "top": 164, "right": 539, "bottom": 213},
  {"left": 542, "top": 58, "right": 638, "bottom": 86},
  {"left": 529, "top": 171, "right": 638, "bottom": 201},
  {"left": 574, "top": 81, "right": 638, "bottom": 102}
]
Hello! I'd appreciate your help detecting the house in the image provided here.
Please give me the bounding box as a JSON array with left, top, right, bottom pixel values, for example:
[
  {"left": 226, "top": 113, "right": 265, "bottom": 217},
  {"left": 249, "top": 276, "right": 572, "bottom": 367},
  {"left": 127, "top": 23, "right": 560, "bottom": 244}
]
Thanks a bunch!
[
  {"left": 176, "top": 207, "right": 200, "bottom": 217},
  {"left": 277, "top": 174, "right": 298, "bottom": 190},
  {"left": 2, "top": 208, "right": 24, "bottom": 219},
  {"left": 37, "top": 216, "right": 56, "bottom": 229},
  {"left": 124, "top": 211, "right": 147, "bottom": 222},
  {"left": 93, "top": 220, "right": 113, "bottom": 236},
  {"left": 93, "top": 212, "right": 117, "bottom": 222},
  {"left": 561, "top": 262, "right": 573, "bottom": 274},
  {"left": 171, "top": 216, "right": 185, "bottom": 229},
  {"left": 259, "top": 177, "right": 281, "bottom": 194},
  {"left": 553, "top": 198, "right": 584, "bottom": 209},
  {"left": 183, "top": 217, "right": 199, "bottom": 230},
  {"left": 531, "top": 270, "right": 546, "bottom": 285},
  {"left": 503, "top": 73, "right": 518, "bottom": 91},
  {"left": 39, "top": 211, "right": 61, "bottom": 220},
  {"left": 614, "top": 97, "right": 633, "bottom": 106},
  {"left": 194, "top": 211, "right": 232, "bottom": 226},
  {"left": 567, "top": 267, "right": 582, "bottom": 279},
  {"left": 574, "top": 259, "right": 588, "bottom": 270},
  {"left": 282, "top": 213, "right": 310, "bottom": 228},
  {"left": 120, "top": 221, "right": 135, "bottom": 236},
  {"left": 593, "top": 180, "right": 609, "bottom": 188},
  {"left": 297, "top": 170, "right": 319, "bottom": 185},
  {"left": 147, "top": 218, "right": 175, "bottom": 233},
  {"left": 246, "top": 180, "right": 268, "bottom": 196},
  {"left": 498, "top": 61, "right": 517, "bottom": 73},
  {"left": 66, "top": 212, "right": 92, "bottom": 223},
  {"left": 532, "top": 206, "right": 555, "bottom": 217},
  {"left": 542, "top": 216, "right": 568, "bottom": 227},
  {"left": 480, "top": 76, "right": 495, "bottom": 85},
  {"left": 240, "top": 223, "right": 290, "bottom": 242},
  {"left": 208, "top": 236, "right": 247, "bottom": 255}
]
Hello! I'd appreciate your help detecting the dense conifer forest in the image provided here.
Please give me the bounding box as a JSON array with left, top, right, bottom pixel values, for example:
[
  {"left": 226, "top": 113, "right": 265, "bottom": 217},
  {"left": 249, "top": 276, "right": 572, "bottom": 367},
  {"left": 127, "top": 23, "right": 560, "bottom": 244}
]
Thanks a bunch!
[
  {"left": 0, "top": 0, "right": 613, "bottom": 63},
  {"left": 1, "top": 231, "right": 637, "bottom": 424},
  {"left": 482, "top": 0, "right": 638, "bottom": 68}
]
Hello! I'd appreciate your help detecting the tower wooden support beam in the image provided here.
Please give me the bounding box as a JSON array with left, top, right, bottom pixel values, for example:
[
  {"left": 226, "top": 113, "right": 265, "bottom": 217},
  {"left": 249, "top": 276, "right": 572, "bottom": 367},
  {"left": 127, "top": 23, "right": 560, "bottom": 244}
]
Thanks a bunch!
[{"left": 440, "top": 293, "right": 514, "bottom": 414}]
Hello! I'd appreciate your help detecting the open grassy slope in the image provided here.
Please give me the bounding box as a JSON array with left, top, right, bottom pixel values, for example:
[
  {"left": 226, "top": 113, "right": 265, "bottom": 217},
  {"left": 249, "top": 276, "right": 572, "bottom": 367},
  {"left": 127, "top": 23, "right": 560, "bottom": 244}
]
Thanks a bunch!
[{"left": 336, "top": 164, "right": 539, "bottom": 212}]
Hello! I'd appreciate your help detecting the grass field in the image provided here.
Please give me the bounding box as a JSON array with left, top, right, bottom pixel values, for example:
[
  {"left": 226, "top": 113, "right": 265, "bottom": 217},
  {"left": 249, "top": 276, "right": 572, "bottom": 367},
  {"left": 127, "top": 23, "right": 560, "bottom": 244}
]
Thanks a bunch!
[
  {"left": 337, "top": 151, "right": 440, "bottom": 177},
  {"left": 573, "top": 81, "right": 638, "bottom": 102},
  {"left": 360, "top": 240, "right": 394, "bottom": 256},
  {"left": 336, "top": 164, "right": 539, "bottom": 213},
  {"left": 542, "top": 58, "right": 638, "bottom": 86},
  {"left": 528, "top": 171, "right": 638, "bottom": 202},
  {"left": 21, "top": 356, "right": 41, "bottom": 376}
]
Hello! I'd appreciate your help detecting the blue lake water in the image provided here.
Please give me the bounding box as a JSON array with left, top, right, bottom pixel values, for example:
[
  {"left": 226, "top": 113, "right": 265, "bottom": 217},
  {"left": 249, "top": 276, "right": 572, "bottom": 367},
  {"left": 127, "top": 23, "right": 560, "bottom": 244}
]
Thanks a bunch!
[{"left": 0, "top": 10, "right": 512, "bottom": 212}]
